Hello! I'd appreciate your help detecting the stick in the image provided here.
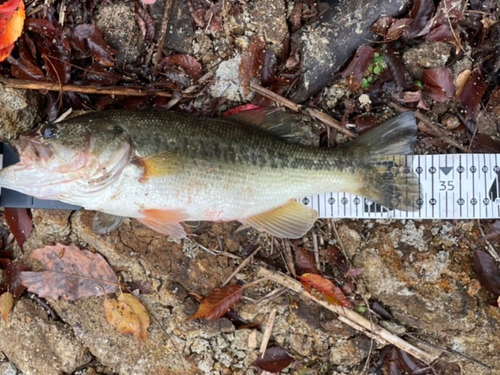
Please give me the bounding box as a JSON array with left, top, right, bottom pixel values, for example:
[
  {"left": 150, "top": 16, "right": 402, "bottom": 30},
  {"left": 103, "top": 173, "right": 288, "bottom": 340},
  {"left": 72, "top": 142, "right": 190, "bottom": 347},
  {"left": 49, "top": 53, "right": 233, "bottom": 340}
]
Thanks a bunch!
[
  {"left": 259, "top": 308, "right": 277, "bottom": 356},
  {"left": 257, "top": 267, "right": 437, "bottom": 364},
  {"left": 249, "top": 83, "right": 357, "bottom": 138},
  {"left": 154, "top": 0, "right": 174, "bottom": 66},
  {"left": 222, "top": 246, "right": 261, "bottom": 286},
  {"left": 0, "top": 77, "right": 179, "bottom": 98}
]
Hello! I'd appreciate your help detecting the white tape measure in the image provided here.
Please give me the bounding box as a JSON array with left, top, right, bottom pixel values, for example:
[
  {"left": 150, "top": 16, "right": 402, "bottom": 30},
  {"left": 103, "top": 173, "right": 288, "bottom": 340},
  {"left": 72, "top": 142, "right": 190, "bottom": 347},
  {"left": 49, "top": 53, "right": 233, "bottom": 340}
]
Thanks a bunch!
[{"left": 301, "top": 154, "right": 500, "bottom": 219}]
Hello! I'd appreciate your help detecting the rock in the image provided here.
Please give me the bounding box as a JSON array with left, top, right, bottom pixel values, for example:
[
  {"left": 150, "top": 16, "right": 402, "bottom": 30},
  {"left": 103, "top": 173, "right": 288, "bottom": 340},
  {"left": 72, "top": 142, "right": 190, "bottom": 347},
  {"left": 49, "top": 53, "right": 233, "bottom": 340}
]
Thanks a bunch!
[
  {"left": 0, "top": 87, "right": 43, "bottom": 141},
  {"left": 476, "top": 111, "right": 498, "bottom": 136},
  {"left": 247, "top": 0, "right": 287, "bottom": 55},
  {"left": 209, "top": 55, "right": 254, "bottom": 102},
  {"left": 403, "top": 42, "right": 453, "bottom": 79},
  {"left": 0, "top": 299, "right": 89, "bottom": 375},
  {"left": 290, "top": 0, "right": 412, "bottom": 103},
  {"left": 351, "top": 219, "right": 500, "bottom": 371},
  {"left": 95, "top": 2, "right": 143, "bottom": 64},
  {"left": 149, "top": 0, "right": 195, "bottom": 54}
]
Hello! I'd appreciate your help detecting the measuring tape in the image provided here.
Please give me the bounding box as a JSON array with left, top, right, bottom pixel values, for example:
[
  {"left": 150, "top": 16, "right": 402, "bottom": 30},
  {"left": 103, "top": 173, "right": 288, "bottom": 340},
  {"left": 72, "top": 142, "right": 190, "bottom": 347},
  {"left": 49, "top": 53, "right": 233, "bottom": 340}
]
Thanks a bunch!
[{"left": 301, "top": 154, "right": 500, "bottom": 220}]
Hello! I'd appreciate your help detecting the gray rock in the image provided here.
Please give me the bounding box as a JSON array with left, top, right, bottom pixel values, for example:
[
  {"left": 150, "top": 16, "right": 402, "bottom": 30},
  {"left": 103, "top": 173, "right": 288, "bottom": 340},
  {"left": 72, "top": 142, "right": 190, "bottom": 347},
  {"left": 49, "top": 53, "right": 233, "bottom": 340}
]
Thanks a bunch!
[
  {"left": 403, "top": 42, "right": 453, "bottom": 79},
  {"left": 0, "top": 87, "right": 42, "bottom": 141},
  {"left": 0, "top": 299, "right": 89, "bottom": 375},
  {"left": 95, "top": 2, "right": 143, "bottom": 64}
]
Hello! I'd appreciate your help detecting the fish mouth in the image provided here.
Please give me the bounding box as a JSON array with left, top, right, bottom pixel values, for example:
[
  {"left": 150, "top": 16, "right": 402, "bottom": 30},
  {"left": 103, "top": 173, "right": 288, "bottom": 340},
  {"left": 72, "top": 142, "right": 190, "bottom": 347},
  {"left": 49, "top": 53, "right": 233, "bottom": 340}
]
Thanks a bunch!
[{"left": 12, "top": 136, "right": 53, "bottom": 166}]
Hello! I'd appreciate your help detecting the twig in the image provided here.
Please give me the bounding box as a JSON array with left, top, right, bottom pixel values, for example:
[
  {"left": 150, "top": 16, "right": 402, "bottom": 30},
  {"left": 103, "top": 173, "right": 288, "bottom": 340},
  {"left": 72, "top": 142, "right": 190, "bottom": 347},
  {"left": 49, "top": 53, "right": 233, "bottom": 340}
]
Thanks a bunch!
[
  {"left": 259, "top": 308, "right": 277, "bottom": 356},
  {"left": 0, "top": 77, "right": 181, "bottom": 98},
  {"left": 249, "top": 82, "right": 356, "bottom": 138},
  {"left": 476, "top": 219, "right": 500, "bottom": 263},
  {"left": 222, "top": 246, "right": 261, "bottom": 286},
  {"left": 282, "top": 239, "right": 296, "bottom": 278},
  {"left": 306, "top": 108, "right": 357, "bottom": 138},
  {"left": 249, "top": 82, "right": 301, "bottom": 112},
  {"left": 312, "top": 232, "right": 321, "bottom": 273},
  {"left": 388, "top": 101, "right": 468, "bottom": 152},
  {"left": 257, "top": 267, "right": 437, "bottom": 364},
  {"left": 154, "top": 0, "right": 174, "bottom": 66}
]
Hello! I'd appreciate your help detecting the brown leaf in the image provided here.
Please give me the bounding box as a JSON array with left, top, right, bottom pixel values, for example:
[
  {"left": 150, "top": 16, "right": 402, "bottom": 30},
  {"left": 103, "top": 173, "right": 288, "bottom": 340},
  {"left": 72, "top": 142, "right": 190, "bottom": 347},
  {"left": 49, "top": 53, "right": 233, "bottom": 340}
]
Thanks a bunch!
[
  {"left": 104, "top": 297, "right": 141, "bottom": 338},
  {"left": 294, "top": 247, "right": 319, "bottom": 275},
  {"left": 4, "top": 208, "right": 33, "bottom": 251},
  {"left": 10, "top": 56, "right": 46, "bottom": 81},
  {"left": 300, "top": 273, "right": 351, "bottom": 308},
  {"left": 118, "top": 293, "right": 150, "bottom": 343},
  {"left": 261, "top": 49, "right": 277, "bottom": 86},
  {"left": 73, "top": 24, "right": 117, "bottom": 67},
  {"left": 370, "top": 15, "right": 396, "bottom": 37},
  {"left": 386, "top": 18, "right": 413, "bottom": 41},
  {"left": 5, "top": 261, "right": 30, "bottom": 299},
  {"left": 471, "top": 133, "right": 500, "bottom": 153},
  {"left": 473, "top": 250, "right": 500, "bottom": 296},
  {"left": 253, "top": 346, "right": 293, "bottom": 372},
  {"left": 239, "top": 36, "right": 265, "bottom": 94},
  {"left": 403, "top": 0, "right": 436, "bottom": 40},
  {"left": 188, "top": 285, "right": 243, "bottom": 320},
  {"left": 339, "top": 45, "right": 375, "bottom": 91},
  {"left": 459, "top": 68, "right": 487, "bottom": 121},
  {"left": 134, "top": 3, "right": 155, "bottom": 43},
  {"left": 0, "top": 292, "right": 14, "bottom": 325},
  {"left": 21, "top": 243, "right": 119, "bottom": 300},
  {"left": 164, "top": 54, "right": 202, "bottom": 80},
  {"left": 423, "top": 67, "right": 455, "bottom": 102}
]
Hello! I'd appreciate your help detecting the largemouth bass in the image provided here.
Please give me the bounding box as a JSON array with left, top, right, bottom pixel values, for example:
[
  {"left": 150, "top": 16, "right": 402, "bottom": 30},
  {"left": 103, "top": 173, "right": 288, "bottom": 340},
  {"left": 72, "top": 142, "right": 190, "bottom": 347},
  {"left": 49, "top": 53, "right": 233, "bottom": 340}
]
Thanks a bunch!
[{"left": 0, "top": 109, "right": 420, "bottom": 238}]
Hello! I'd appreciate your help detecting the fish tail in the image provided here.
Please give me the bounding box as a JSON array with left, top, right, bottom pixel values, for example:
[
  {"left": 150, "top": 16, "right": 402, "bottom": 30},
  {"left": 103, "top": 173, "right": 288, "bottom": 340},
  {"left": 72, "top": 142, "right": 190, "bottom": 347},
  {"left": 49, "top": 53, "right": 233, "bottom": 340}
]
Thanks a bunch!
[{"left": 346, "top": 112, "right": 421, "bottom": 211}]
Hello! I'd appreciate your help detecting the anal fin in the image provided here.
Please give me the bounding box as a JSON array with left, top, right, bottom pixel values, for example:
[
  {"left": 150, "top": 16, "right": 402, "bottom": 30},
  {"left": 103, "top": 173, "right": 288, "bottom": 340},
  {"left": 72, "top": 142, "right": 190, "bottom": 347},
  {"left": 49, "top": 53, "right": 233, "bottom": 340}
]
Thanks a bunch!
[
  {"left": 138, "top": 208, "right": 188, "bottom": 238},
  {"left": 242, "top": 199, "right": 317, "bottom": 239}
]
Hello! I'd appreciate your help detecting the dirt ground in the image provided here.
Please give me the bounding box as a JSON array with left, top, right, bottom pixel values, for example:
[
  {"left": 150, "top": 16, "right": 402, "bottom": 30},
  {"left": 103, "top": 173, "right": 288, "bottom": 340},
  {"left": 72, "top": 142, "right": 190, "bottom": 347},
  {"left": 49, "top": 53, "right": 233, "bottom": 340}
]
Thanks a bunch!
[{"left": 0, "top": 0, "right": 500, "bottom": 374}]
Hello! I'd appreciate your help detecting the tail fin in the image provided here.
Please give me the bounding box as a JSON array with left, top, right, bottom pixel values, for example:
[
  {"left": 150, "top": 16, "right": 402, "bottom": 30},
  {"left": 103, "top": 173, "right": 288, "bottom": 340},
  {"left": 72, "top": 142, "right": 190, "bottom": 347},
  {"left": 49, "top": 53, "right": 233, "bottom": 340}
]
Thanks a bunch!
[{"left": 345, "top": 112, "right": 421, "bottom": 211}]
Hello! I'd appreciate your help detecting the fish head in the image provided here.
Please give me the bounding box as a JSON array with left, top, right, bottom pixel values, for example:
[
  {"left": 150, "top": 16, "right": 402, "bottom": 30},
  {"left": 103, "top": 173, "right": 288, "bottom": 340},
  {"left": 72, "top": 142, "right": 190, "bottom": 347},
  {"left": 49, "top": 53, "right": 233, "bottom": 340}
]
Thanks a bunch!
[{"left": 1, "top": 117, "right": 133, "bottom": 200}]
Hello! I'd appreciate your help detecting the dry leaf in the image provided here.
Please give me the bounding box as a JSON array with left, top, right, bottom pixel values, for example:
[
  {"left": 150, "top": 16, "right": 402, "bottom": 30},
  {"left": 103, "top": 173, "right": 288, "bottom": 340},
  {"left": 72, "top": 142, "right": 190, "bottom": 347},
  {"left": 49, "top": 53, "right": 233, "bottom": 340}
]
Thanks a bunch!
[
  {"left": 253, "top": 346, "right": 293, "bottom": 372},
  {"left": 4, "top": 208, "right": 33, "bottom": 251},
  {"left": 118, "top": 293, "right": 150, "bottom": 343},
  {"left": 104, "top": 296, "right": 141, "bottom": 338},
  {"left": 0, "top": 292, "right": 14, "bottom": 325},
  {"left": 0, "top": 0, "right": 25, "bottom": 62},
  {"left": 294, "top": 247, "right": 319, "bottom": 275},
  {"left": 21, "top": 243, "right": 119, "bottom": 300},
  {"left": 300, "top": 273, "right": 352, "bottom": 308},
  {"left": 189, "top": 285, "right": 243, "bottom": 320},
  {"left": 423, "top": 67, "right": 455, "bottom": 102}
]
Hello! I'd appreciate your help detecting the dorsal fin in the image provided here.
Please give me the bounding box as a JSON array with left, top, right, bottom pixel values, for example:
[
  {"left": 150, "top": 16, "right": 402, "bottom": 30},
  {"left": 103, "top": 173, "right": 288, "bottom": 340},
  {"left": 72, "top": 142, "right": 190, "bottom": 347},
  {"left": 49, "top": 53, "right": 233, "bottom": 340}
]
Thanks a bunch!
[{"left": 226, "top": 108, "right": 303, "bottom": 143}]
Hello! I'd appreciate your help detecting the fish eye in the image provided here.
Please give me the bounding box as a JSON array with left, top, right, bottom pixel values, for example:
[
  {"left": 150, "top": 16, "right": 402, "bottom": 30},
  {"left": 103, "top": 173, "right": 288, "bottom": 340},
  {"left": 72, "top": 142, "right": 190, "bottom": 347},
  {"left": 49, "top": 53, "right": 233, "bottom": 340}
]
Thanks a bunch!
[{"left": 40, "top": 124, "right": 57, "bottom": 139}]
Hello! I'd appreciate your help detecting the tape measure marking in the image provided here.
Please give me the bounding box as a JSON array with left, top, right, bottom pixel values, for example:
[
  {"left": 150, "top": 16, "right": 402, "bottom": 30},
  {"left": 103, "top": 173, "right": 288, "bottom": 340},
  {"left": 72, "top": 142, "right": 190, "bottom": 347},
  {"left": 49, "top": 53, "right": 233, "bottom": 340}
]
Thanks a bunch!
[{"left": 300, "top": 154, "right": 500, "bottom": 220}]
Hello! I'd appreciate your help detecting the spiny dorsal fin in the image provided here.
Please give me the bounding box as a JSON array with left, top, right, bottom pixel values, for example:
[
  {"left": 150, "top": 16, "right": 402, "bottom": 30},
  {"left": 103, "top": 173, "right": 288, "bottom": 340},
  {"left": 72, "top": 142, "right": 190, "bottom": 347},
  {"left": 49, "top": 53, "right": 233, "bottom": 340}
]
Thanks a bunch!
[
  {"left": 242, "top": 199, "right": 318, "bottom": 238},
  {"left": 226, "top": 108, "right": 303, "bottom": 143},
  {"left": 135, "top": 150, "right": 184, "bottom": 180}
]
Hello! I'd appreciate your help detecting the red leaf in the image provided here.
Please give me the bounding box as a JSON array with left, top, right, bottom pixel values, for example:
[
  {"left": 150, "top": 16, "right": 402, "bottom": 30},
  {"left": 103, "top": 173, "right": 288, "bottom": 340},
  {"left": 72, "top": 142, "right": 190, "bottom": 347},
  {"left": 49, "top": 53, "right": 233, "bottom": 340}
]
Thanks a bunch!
[
  {"left": 423, "top": 67, "right": 455, "bottom": 102},
  {"left": 73, "top": 24, "right": 116, "bottom": 67},
  {"left": 261, "top": 49, "right": 277, "bottom": 86},
  {"left": 188, "top": 285, "right": 243, "bottom": 320},
  {"left": 294, "top": 247, "right": 319, "bottom": 275},
  {"left": 253, "top": 346, "right": 293, "bottom": 372},
  {"left": 403, "top": 0, "right": 436, "bottom": 39},
  {"left": 300, "top": 273, "right": 352, "bottom": 308},
  {"left": 134, "top": 3, "right": 155, "bottom": 43},
  {"left": 5, "top": 261, "right": 30, "bottom": 299},
  {"left": 4, "top": 208, "right": 32, "bottom": 251},
  {"left": 20, "top": 243, "right": 119, "bottom": 300},
  {"left": 339, "top": 45, "right": 374, "bottom": 91},
  {"left": 0, "top": 0, "right": 25, "bottom": 58},
  {"left": 164, "top": 54, "right": 202, "bottom": 80},
  {"left": 10, "top": 56, "right": 46, "bottom": 81},
  {"left": 239, "top": 36, "right": 265, "bottom": 94},
  {"left": 459, "top": 69, "right": 487, "bottom": 121},
  {"left": 473, "top": 250, "right": 500, "bottom": 297}
]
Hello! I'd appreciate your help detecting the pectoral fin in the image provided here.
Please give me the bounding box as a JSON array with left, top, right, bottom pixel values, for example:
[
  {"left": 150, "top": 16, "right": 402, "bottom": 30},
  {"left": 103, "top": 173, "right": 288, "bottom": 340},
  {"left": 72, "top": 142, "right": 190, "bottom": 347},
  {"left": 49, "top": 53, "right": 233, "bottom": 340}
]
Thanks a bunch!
[
  {"left": 138, "top": 209, "right": 188, "bottom": 238},
  {"left": 135, "top": 151, "right": 184, "bottom": 180},
  {"left": 92, "top": 212, "right": 124, "bottom": 234},
  {"left": 242, "top": 200, "right": 317, "bottom": 238}
]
